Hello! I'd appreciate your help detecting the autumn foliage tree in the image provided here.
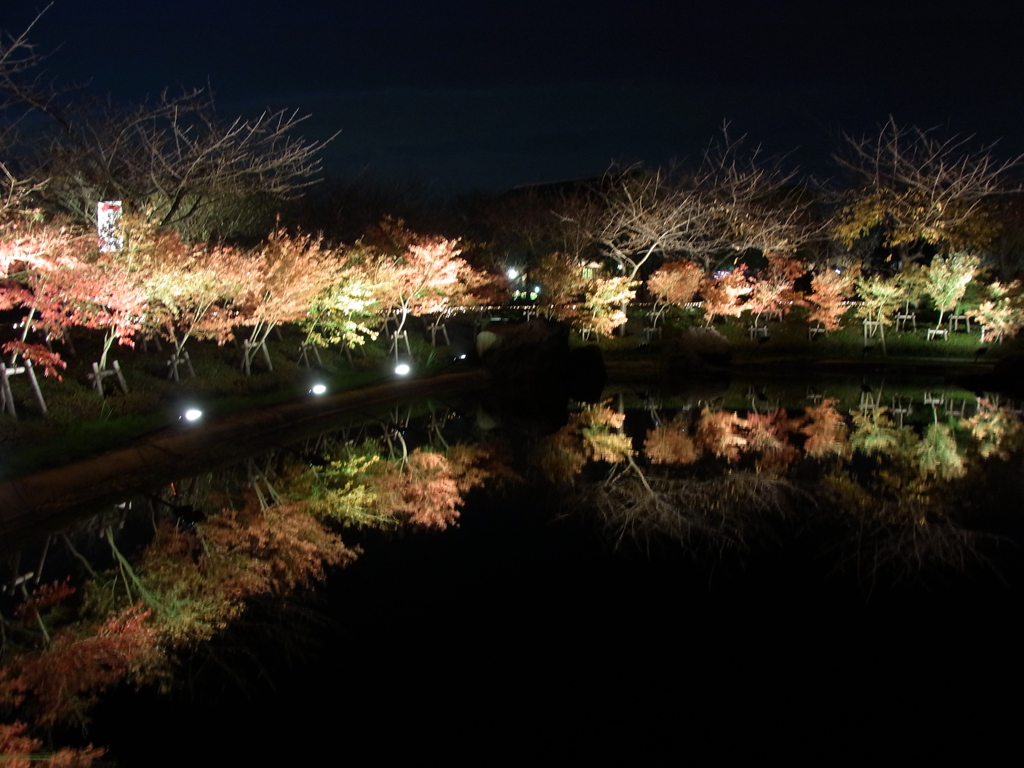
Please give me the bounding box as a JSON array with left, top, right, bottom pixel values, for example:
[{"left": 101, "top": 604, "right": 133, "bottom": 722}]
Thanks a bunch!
[
  {"left": 834, "top": 118, "right": 1021, "bottom": 259},
  {"left": 366, "top": 220, "right": 500, "bottom": 341},
  {"left": 967, "top": 279, "right": 1024, "bottom": 342},
  {"left": 647, "top": 258, "right": 702, "bottom": 325},
  {"left": 921, "top": 252, "right": 981, "bottom": 329},
  {"left": 231, "top": 227, "right": 347, "bottom": 373},
  {"left": 745, "top": 254, "right": 806, "bottom": 325},
  {"left": 530, "top": 251, "right": 615, "bottom": 332},
  {"left": 301, "top": 244, "right": 381, "bottom": 351},
  {"left": 855, "top": 271, "right": 911, "bottom": 352},
  {"left": 806, "top": 265, "right": 860, "bottom": 331},
  {"left": 139, "top": 227, "right": 249, "bottom": 360},
  {"left": 699, "top": 265, "right": 752, "bottom": 326}
]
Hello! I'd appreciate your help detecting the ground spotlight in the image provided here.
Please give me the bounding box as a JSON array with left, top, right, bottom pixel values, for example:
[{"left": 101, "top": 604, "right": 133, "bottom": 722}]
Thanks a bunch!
[
  {"left": 183, "top": 408, "right": 203, "bottom": 422},
  {"left": 394, "top": 363, "right": 411, "bottom": 376},
  {"left": 310, "top": 383, "right": 328, "bottom": 395}
]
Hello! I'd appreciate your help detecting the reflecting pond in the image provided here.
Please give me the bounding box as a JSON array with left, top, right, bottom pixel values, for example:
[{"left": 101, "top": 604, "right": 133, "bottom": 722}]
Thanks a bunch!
[{"left": 2, "top": 372, "right": 1023, "bottom": 764}]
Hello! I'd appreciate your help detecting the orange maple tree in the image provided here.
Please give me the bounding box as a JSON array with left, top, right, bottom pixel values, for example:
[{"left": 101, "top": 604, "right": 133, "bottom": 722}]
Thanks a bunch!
[
  {"left": 745, "top": 254, "right": 806, "bottom": 325},
  {"left": 231, "top": 227, "right": 347, "bottom": 373},
  {"left": 806, "top": 265, "right": 859, "bottom": 331},
  {"left": 699, "top": 266, "right": 752, "bottom": 326},
  {"left": 647, "top": 258, "right": 703, "bottom": 325}
]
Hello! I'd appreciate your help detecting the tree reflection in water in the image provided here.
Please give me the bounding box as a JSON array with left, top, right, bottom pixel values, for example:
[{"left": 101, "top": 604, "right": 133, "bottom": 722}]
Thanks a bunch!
[
  {"left": 1, "top": 385, "right": 1022, "bottom": 761},
  {"left": 532, "top": 389, "right": 1023, "bottom": 585}
]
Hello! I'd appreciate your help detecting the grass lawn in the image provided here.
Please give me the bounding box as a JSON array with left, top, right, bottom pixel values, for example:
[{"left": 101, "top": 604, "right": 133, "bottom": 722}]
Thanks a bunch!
[{"left": 0, "top": 324, "right": 456, "bottom": 481}]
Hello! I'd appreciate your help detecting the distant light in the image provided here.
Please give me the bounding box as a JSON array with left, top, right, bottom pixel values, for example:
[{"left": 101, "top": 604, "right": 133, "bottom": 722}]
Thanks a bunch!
[
  {"left": 834, "top": 268, "right": 842, "bottom": 274},
  {"left": 183, "top": 408, "right": 202, "bottom": 422},
  {"left": 311, "top": 383, "right": 327, "bottom": 395},
  {"left": 458, "top": 354, "right": 467, "bottom": 360},
  {"left": 507, "top": 267, "right": 520, "bottom": 280},
  {"left": 532, "top": 286, "right": 541, "bottom": 294},
  {"left": 395, "top": 363, "right": 411, "bottom": 376}
]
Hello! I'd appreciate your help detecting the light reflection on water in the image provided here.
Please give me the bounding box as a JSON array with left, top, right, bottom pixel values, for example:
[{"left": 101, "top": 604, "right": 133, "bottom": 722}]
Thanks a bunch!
[{"left": 2, "top": 377, "right": 1023, "bottom": 761}]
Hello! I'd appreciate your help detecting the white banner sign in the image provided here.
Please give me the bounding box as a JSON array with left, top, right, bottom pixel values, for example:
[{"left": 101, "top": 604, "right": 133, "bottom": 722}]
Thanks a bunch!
[{"left": 97, "top": 201, "right": 123, "bottom": 252}]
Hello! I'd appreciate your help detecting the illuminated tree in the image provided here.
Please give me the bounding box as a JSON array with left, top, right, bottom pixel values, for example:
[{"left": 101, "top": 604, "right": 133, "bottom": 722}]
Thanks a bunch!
[
  {"left": 699, "top": 265, "right": 751, "bottom": 326},
  {"left": 302, "top": 248, "right": 381, "bottom": 351},
  {"left": 582, "top": 275, "right": 635, "bottom": 337},
  {"left": 921, "top": 252, "right": 980, "bottom": 329},
  {"left": 855, "top": 271, "right": 911, "bottom": 352},
  {"left": 967, "top": 279, "right": 1024, "bottom": 343},
  {"left": 143, "top": 236, "right": 248, "bottom": 361},
  {"left": 54, "top": 246, "right": 150, "bottom": 373},
  {"left": 806, "top": 265, "right": 859, "bottom": 331},
  {"left": 367, "top": 220, "right": 499, "bottom": 340},
  {"left": 0, "top": 217, "right": 105, "bottom": 373},
  {"left": 232, "top": 227, "right": 347, "bottom": 373},
  {"left": 647, "top": 258, "right": 702, "bottom": 326},
  {"left": 834, "top": 118, "right": 1021, "bottom": 258},
  {"left": 531, "top": 251, "right": 592, "bottom": 326},
  {"left": 745, "top": 254, "right": 806, "bottom": 325}
]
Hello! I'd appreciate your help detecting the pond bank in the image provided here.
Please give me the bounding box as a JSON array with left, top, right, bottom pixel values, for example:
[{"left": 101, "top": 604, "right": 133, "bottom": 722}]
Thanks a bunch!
[{"left": 0, "top": 369, "right": 491, "bottom": 547}]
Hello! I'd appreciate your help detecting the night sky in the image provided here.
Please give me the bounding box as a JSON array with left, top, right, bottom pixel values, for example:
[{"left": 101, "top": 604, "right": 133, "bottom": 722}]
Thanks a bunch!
[{"left": 6, "top": 1, "right": 1024, "bottom": 193}]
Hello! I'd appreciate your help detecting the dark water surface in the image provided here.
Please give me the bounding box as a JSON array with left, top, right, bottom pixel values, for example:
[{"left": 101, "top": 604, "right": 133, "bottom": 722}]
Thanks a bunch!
[{"left": 6, "top": 377, "right": 1023, "bottom": 764}]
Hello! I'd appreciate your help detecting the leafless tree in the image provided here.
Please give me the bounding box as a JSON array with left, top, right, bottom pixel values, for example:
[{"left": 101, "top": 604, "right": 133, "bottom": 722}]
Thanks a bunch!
[
  {"left": 562, "top": 128, "right": 817, "bottom": 280},
  {"left": 693, "top": 129, "right": 818, "bottom": 265},
  {"left": 0, "top": 5, "right": 49, "bottom": 219},
  {"left": 1, "top": 6, "right": 333, "bottom": 232}
]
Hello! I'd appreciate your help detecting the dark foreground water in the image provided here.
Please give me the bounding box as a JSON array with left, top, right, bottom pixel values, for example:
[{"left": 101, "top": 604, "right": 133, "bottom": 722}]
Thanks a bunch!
[
  {"left": 91, "top": 480, "right": 1022, "bottom": 765},
  {"left": 6, "top": 377, "right": 1024, "bottom": 765}
]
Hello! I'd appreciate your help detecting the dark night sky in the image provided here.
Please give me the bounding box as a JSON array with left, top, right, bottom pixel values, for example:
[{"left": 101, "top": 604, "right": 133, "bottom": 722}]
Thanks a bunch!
[{"left": 6, "top": 1, "right": 1024, "bottom": 194}]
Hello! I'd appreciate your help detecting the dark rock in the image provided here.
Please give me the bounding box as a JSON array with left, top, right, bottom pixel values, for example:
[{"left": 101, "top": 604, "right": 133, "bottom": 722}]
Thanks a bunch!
[{"left": 664, "top": 327, "right": 733, "bottom": 372}]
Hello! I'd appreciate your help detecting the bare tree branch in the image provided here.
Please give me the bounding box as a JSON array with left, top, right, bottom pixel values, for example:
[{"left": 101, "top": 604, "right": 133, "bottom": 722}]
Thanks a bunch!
[
  {"left": 1, "top": 7, "right": 334, "bottom": 232},
  {"left": 834, "top": 117, "right": 1024, "bottom": 254}
]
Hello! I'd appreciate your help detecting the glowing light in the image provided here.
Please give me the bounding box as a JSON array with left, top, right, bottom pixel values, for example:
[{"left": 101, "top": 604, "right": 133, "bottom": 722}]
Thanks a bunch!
[
  {"left": 533, "top": 286, "right": 541, "bottom": 294},
  {"left": 458, "top": 354, "right": 467, "bottom": 360},
  {"left": 183, "top": 408, "right": 203, "bottom": 422},
  {"left": 311, "top": 383, "right": 327, "bottom": 395},
  {"left": 395, "top": 363, "right": 411, "bottom": 376},
  {"left": 507, "top": 267, "right": 520, "bottom": 280}
]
